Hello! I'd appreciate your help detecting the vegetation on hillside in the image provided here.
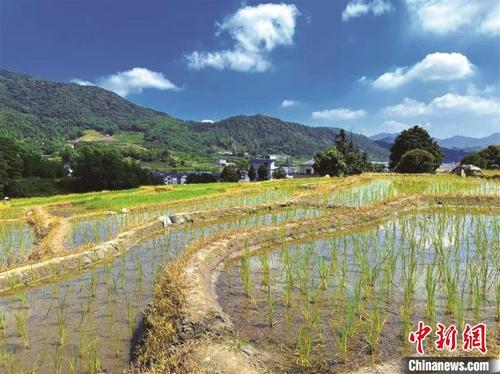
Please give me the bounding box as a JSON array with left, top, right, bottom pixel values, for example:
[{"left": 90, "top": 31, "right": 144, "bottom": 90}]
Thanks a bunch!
[{"left": 0, "top": 69, "right": 388, "bottom": 162}]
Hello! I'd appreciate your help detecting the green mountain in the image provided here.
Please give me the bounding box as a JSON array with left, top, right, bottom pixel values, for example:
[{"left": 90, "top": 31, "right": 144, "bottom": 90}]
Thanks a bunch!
[{"left": 0, "top": 69, "right": 388, "bottom": 161}]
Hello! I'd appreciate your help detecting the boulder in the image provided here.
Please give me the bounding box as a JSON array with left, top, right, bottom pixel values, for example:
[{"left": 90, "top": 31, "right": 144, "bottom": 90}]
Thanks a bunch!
[
  {"left": 451, "top": 164, "right": 485, "bottom": 178},
  {"left": 158, "top": 215, "right": 173, "bottom": 227},
  {"left": 170, "top": 215, "right": 185, "bottom": 224}
]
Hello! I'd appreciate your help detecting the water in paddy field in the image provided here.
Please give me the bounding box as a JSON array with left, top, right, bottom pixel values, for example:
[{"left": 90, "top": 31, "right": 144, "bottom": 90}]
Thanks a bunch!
[
  {"left": 325, "top": 178, "right": 500, "bottom": 207},
  {"left": 217, "top": 212, "right": 499, "bottom": 372},
  {"left": 0, "top": 207, "right": 323, "bottom": 373},
  {"left": 0, "top": 222, "right": 36, "bottom": 267},
  {"left": 66, "top": 190, "right": 294, "bottom": 249}
]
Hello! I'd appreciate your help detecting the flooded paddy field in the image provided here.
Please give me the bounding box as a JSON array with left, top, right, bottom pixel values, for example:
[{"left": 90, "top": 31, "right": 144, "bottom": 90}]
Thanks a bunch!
[
  {"left": 0, "top": 207, "right": 323, "bottom": 373},
  {"left": 217, "top": 212, "right": 499, "bottom": 372},
  {"left": 0, "top": 222, "right": 36, "bottom": 269}
]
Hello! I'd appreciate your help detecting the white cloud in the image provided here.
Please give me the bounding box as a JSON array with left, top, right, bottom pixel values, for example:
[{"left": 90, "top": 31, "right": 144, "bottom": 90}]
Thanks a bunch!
[
  {"left": 373, "top": 52, "right": 475, "bottom": 89},
  {"left": 342, "top": 0, "right": 393, "bottom": 21},
  {"left": 186, "top": 3, "right": 299, "bottom": 72},
  {"left": 201, "top": 119, "right": 215, "bottom": 124},
  {"left": 281, "top": 99, "right": 299, "bottom": 108},
  {"left": 430, "top": 93, "right": 500, "bottom": 114},
  {"left": 382, "top": 94, "right": 500, "bottom": 117},
  {"left": 382, "top": 98, "right": 428, "bottom": 117},
  {"left": 70, "top": 79, "right": 94, "bottom": 86},
  {"left": 72, "top": 68, "right": 179, "bottom": 97},
  {"left": 380, "top": 120, "right": 430, "bottom": 132},
  {"left": 312, "top": 108, "right": 366, "bottom": 121},
  {"left": 405, "top": 0, "right": 499, "bottom": 36}
]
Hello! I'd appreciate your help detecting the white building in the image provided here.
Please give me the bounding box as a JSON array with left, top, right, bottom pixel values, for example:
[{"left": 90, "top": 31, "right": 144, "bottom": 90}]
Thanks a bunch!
[
  {"left": 249, "top": 158, "right": 277, "bottom": 180},
  {"left": 299, "top": 160, "right": 315, "bottom": 175}
]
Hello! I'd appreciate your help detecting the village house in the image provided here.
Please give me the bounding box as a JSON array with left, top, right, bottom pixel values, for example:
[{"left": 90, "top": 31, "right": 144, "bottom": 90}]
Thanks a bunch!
[
  {"left": 299, "top": 160, "right": 315, "bottom": 175},
  {"left": 162, "top": 173, "right": 188, "bottom": 185},
  {"left": 249, "top": 158, "right": 277, "bottom": 180}
]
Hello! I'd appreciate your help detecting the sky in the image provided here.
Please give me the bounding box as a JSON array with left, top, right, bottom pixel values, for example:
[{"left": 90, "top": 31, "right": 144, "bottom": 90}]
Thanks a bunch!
[{"left": 0, "top": 0, "right": 499, "bottom": 138}]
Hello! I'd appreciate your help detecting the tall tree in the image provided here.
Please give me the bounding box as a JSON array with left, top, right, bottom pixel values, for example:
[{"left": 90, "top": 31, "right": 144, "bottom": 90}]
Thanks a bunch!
[
  {"left": 313, "top": 147, "right": 346, "bottom": 176},
  {"left": 248, "top": 165, "right": 256, "bottom": 181},
  {"left": 389, "top": 126, "right": 443, "bottom": 170},
  {"left": 257, "top": 164, "right": 269, "bottom": 180},
  {"left": 394, "top": 149, "right": 436, "bottom": 173}
]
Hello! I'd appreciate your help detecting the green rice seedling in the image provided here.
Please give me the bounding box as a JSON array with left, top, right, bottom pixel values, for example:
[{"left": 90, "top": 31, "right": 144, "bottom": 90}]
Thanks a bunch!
[
  {"left": 266, "top": 282, "right": 274, "bottom": 329},
  {"left": 14, "top": 309, "right": 29, "bottom": 349},
  {"left": 366, "top": 303, "right": 387, "bottom": 355},
  {"left": 114, "top": 333, "right": 122, "bottom": 358},
  {"left": 240, "top": 249, "right": 253, "bottom": 299},
  {"left": 318, "top": 256, "right": 329, "bottom": 290},
  {"left": 0, "top": 310, "right": 6, "bottom": 339},
  {"left": 15, "top": 292, "right": 28, "bottom": 307},
  {"left": 68, "top": 356, "right": 78, "bottom": 374},
  {"left": 296, "top": 324, "right": 313, "bottom": 368},
  {"left": 28, "top": 355, "right": 40, "bottom": 374},
  {"left": 329, "top": 238, "right": 338, "bottom": 274},
  {"left": 52, "top": 346, "right": 62, "bottom": 374},
  {"left": 425, "top": 262, "right": 437, "bottom": 324},
  {"left": 86, "top": 339, "right": 101, "bottom": 374},
  {"left": 400, "top": 305, "right": 412, "bottom": 353},
  {"left": 56, "top": 292, "right": 68, "bottom": 345},
  {"left": 260, "top": 252, "right": 270, "bottom": 288}
]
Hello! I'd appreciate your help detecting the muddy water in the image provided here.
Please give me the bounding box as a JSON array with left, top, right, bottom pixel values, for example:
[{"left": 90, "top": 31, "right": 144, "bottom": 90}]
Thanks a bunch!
[
  {"left": 65, "top": 190, "right": 295, "bottom": 249},
  {"left": 217, "top": 212, "right": 499, "bottom": 372},
  {"left": 0, "top": 207, "right": 323, "bottom": 373},
  {"left": 0, "top": 222, "right": 36, "bottom": 267}
]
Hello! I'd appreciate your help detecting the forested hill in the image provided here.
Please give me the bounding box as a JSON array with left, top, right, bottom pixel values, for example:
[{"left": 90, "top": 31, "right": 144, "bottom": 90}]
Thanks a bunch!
[{"left": 0, "top": 69, "right": 388, "bottom": 160}]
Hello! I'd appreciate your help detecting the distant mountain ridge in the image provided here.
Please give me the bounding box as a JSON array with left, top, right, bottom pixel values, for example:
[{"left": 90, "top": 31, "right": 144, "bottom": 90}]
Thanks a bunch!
[
  {"left": 370, "top": 132, "right": 500, "bottom": 151},
  {"left": 0, "top": 69, "right": 388, "bottom": 160}
]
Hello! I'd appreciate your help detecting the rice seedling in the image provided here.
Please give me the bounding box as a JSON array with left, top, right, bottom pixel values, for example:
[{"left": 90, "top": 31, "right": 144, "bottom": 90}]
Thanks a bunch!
[
  {"left": 240, "top": 248, "right": 253, "bottom": 299},
  {"left": 14, "top": 309, "right": 29, "bottom": 349},
  {"left": 52, "top": 346, "right": 62, "bottom": 374}
]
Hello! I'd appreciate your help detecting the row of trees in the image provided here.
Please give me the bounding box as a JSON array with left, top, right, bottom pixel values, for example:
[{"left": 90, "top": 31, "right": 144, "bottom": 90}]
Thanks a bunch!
[
  {"left": 461, "top": 145, "right": 499, "bottom": 169},
  {"left": 312, "top": 127, "right": 446, "bottom": 176},
  {"left": 0, "top": 136, "right": 67, "bottom": 195},
  {"left": 1, "top": 138, "right": 156, "bottom": 196}
]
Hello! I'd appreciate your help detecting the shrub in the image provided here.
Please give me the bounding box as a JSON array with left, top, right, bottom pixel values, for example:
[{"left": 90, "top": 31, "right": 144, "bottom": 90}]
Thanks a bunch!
[
  {"left": 394, "top": 149, "right": 436, "bottom": 173},
  {"left": 272, "top": 167, "right": 287, "bottom": 179},
  {"left": 220, "top": 166, "right": 240, "bottom": 182}
]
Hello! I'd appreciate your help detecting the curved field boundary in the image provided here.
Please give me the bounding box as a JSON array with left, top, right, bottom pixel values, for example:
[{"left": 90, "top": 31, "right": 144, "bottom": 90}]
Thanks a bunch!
[
  {"left": 133, "top": 195, "right": 500, "bottom": 374},
  {"left": 0, "top": 199, "right": 330, "bottom": 294}
]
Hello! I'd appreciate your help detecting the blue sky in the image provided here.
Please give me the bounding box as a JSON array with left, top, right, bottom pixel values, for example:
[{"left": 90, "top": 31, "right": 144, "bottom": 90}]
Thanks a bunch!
[{"left": 1, "top": 0, "right": 499, "bottom": 138}]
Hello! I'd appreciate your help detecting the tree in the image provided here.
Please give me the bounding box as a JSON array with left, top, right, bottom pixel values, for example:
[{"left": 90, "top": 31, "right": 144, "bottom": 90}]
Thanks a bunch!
[
  {"left": 186, "top": 173, "right": 218, "bottom": 184},
  {"left": 72, "top": 145, "right": 151, "bottom": 191},
  {"left": 394, "top": 149, "right": 436, "bottom": 173},
  {"left": 272, "top": 167, "right": 287, "bottom": 179},
  {"left": 248, "top": 165, "right": 256, "bottom": 181},
  {"left": 461, "top": 145, "right": 499, "bottom": 169},
  {"left": 313, "top": 147, "right": 346, "bottom": 176},
  {"left": 389, "top": 126, "right": 442, "bottom": 171},
  {"left": 220, "top": 166, "right": 240, "bottom": 182},
  {"left": 257, "top": 164, "right": 269, "bottom": 180}
]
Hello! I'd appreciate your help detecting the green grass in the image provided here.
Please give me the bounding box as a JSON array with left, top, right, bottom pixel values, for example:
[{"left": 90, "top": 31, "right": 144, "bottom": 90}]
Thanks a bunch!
[{"left": 112, "top": 131, "right": 145, "bottom": 145}]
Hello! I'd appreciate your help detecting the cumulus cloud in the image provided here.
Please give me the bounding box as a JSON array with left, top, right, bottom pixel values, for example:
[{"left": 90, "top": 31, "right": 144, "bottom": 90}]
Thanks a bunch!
[
  {"left": 201, "top": 119, "right": 215, "bottom": 124},
  {"left": 312, "top": 108, "right": 366, "bottom": 121},
  {"left": 382, "top": 98, "right": 428, "bottom": 117},
  {"left": 186, "top": 3, "right": 299, "bottom": 72},
  {"left": 372, "top": 52, "right": 475, "bottom": 89},
  {"left": 342, "top": 0, "right": 393, "bottom": 21},
  {"left": 380, "top": 120, "right": 430, "bottom": 132},
  {"left": 72, "top": 68, "right": 179, "bottom": 97},
  {"left": 281, "top": 99, "right": 299, "bottom": 108},
  {"left": 405, "top": 0, "right": 499, "bottom": 36},
  {"left": 382, "top": 94, "right": 500, "bottom": 117}
]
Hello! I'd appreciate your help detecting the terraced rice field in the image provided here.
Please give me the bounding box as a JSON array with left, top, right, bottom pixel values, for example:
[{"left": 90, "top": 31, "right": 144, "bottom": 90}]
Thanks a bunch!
[{"left": 0, "top": 173, "right": 498, "bottom": 373}]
